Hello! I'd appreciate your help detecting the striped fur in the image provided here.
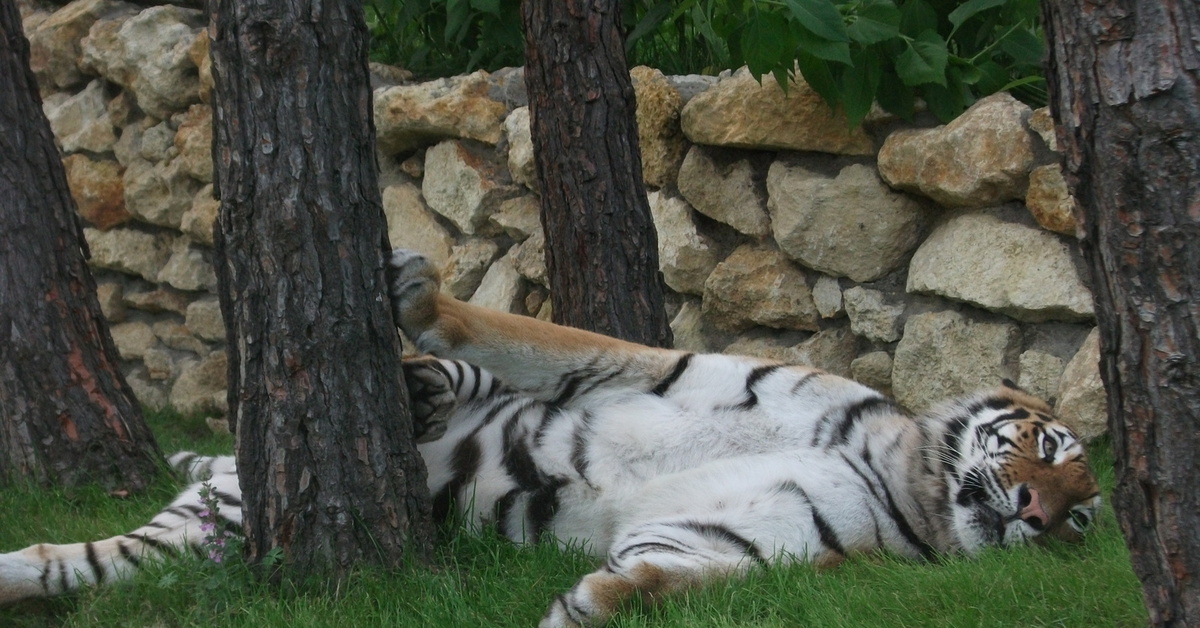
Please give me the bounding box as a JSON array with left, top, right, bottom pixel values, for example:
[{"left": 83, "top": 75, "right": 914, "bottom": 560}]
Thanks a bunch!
[{"left": 0, "top": 250, "right": 1101, "bottom": 628}]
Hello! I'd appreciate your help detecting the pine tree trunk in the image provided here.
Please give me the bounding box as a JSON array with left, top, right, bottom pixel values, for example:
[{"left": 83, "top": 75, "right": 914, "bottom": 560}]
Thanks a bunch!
[
  {"left": 0, "top": 0, "right": 162, "bottom": 492},
  {"left": 1042, "top": 2, "right": 1200, "bottom": 625},
  {"left": 521, "top": 0, "right": 673, "bottom": 348},
  {"left": 208, "top": 0, "right": 433, "bottom": 578}
]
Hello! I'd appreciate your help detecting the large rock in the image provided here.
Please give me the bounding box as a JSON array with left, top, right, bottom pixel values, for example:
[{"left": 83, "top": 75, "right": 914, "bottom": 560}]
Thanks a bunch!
[
  {"left": 669, "top": 299, "right": 713, "bottom": 353},
  {"left": 790, "top": 326, "right": 859, "bottom": 378},
  {"left": 702, "top": 244, "right": 819, "bottom": 333},
  {"left": 503, "top": 107, "right": 536, "bottom": 190},
  {"left": 122, "top": 154, "right": 203, "bottom": 228},
  {"left": 422, "top": 140, "right": 520, "bottom": 234},
  {"left": 62, "top": 153, "right": 129, "bottom": 230},
  {"left": 878, "top": 92, "right": 1035, "bottom": 208},
  {"left": 43, "top": 79, "right": 117, "bottom": 154},
  {"left": 124, "top": 287, "right": 190, "bottom": 315},
  {"left": 722, "top": 329, "right": 811, "bottom": 363},
  {"left": 153, "top": 321, "right": 207, "bottom": 355},
  {"left": 382, "top": 183, "right": 452, "bottom": 267},
  {"left": 170, "top": 350, "right": 227, "bottom": 415},
  {"left": 812, "top": 275, "right": 844, "bottom": 319},
  {"left": 851, "top": 351, "right": 893, "bottom": 395},
  {"left": 907, "top": 207, "right": 1094, "bottom": 323},
  {"left": 676, "top": 145, "right": 770, "bottom": 238},
  {"left": 173, "top": 104, "right": 212, "bottom": 183},
  {"left": 1055, "top": 328, "right": 1107, "bottom": 440},
  {"left": 892, "top": 310, "right": 1020, "bottom": 412},
  {"left": 25, "top": 0, "right": 132, "bottom": 91},
  {"left": 81, "top": 5, "right": 204, "bottom": 119},
  {"left": 126, "top": 366, "right": 168, "bottom": 409},
  {"left": 490, "top": 195, "right": 541, "bottom": 241},
  {"left": 1028, "top": 107, "right": 1058, "bottom": 151},
  {"left": 1025, "top": 164, "right": 1077, "bottom": 236},
  {"left": 441, "top": 239, "right": 500, "bottom": 301},
  {"left": 1018, "top": 349, "right": 1066, "bottom": 403},
  {"left": 681, "top": 67, "right": 874, "bottom": 155},
  {"left": 180, "top": 185, "right": 218, "bottom": 246},
  {"left": 469, "top": 252, "right": 524, "bottom": 313},
  {"left": 769, "top": 162, "right": 930, "bottom": 282},
  {"left": 374, "top": 71, "right": 507, "bottom": 155},
  {"left": 510, "top": 231, "right": 547, "bottom": 287},
  {"left": 157, "top": 238, "right": 216, "bottom": 292},
  {"left": 110, "top": 321, "right": 156, "bottom": 359},
  {"left": 95, "top": 281, "right": 125, "bottom": 322},
  {"left": 631, "top": 66, "right": 687, "bottom": 189},
  {"left": 84, "top": 226, "right": 173, "bottom": 282},
  {"left": 843, "top": 286, "right": 904, "bottom": 343},
  {"left": 185, "top": 298, "right": 225, "bottom": 343},
  {"left": 188, "top": 29, "right": 211, "bottom": 104},
  {"left": 648, "top": 192, "right": 723, "bottom": 295}
]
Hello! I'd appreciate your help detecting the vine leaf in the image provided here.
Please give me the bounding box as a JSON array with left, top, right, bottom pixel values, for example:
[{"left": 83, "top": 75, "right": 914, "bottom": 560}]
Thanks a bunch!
[
  {"left": 896, "top": 29, "right": 948, "bottom": 86},
  {"left": 782, "top": 0, "right": 848, "bottom": 42}
]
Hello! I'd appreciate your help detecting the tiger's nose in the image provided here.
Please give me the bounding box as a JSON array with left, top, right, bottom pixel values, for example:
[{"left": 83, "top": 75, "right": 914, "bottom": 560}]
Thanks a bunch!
[{"left": 1017, "top": 485, "right": 1048, "bottom": 530}]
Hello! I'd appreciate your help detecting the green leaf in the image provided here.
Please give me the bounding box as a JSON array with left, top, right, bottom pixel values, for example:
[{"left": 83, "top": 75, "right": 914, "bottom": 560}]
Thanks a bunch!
[
  {"left": 898, "top": 0, "right": 937, "bottom": 36},
  {"left": 795, "top": 49, "right": 840, "bottom": 109},
  {"left": 947, "top": 0, "right": 1007, "bottom": 30},
  {"left": 445, "top": 0, "right": 471, "bottom": 43},
  {"left": 956, "top": 62, "right": 983, "bottom": 85},
  {"left": 772, "top": 67, "right": 792, "bottom": 94},
  {"left": 782, "top": 0, "right": 848, "bottom": 42},
  {"left": 876, "top": 69, "right": 915, "bottom": 119},
  {"left": 794, "top": 21, "right": 853, "bottom": 65},
  {"left": 847, "top": 0, "right": 901, "bottom": 45},
  {"left": 469, "top": 0, "right": 500, "bottom": 14},
  {"left": 741, "top": 11, "right": 795, "bottom": 77},
  {"left": 999, "top": 27, "right": 1044, "bottom": 65},
  {"left": 626, "top": 2, "right": 675, "bottom": 51},
  {"left": 924, "top": 69, "right": 968, "bottom": 121},
  {"left": 841, "top": 48, "right": 882, "bottom": 128},
  {"left": 895, "top": 29, "right": 948, "bottom": 86}
]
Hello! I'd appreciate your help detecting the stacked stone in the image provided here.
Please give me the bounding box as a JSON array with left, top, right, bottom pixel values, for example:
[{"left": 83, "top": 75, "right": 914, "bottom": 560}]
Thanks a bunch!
[{"left": 21, "top": 0, "right": 1106, "bottom": 439}]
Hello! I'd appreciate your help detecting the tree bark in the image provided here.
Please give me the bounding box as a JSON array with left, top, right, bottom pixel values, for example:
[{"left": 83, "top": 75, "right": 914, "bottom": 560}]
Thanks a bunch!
[
  {"left": 208, "top": 0, "right": 433, "bottom": 578},
  {"left": 521, "top": 0, "right": 673, "bottom": 348},
  {"left": 1042, "top": 2, "right": 1200, "bottom": 625},
  {"left": 0, "top": 0, "right": 162, "bottom": 492}
]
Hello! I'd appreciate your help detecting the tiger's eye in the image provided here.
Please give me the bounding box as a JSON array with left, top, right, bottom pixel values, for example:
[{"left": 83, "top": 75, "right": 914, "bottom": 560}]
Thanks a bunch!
[{"left": 1042, "top": 435, "right": 1058, "bottom": 461}]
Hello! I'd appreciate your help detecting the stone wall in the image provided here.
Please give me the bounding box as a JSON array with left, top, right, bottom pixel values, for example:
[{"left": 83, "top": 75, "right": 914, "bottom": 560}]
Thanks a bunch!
[{"left": 19, "top": 0, "right": 1107, "bottom": 439}]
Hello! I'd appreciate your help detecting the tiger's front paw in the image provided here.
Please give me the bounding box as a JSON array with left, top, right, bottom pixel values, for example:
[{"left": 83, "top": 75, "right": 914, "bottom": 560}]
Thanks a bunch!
[
  {"left": 387, "top": 249, "right": 442, "bottom": 340},
  {"left": 402, "top": 358, "right": 456, "bottom": 443}
]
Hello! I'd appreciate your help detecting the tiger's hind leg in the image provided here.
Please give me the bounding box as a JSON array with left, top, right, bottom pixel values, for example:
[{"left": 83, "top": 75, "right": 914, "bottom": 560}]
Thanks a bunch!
[{"left": 539, "top": 521, "right": 764, "bottom": 627}]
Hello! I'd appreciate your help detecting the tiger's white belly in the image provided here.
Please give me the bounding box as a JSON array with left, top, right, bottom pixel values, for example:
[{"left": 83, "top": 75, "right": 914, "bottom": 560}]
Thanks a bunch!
[{"left": 417, "top": 383, "right": 898, "bottom": 559}]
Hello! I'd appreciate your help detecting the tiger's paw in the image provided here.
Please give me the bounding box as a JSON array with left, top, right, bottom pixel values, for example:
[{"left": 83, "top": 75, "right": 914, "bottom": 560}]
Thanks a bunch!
[
  {"left": 386, "top": 249, "right": 442, "bottom": 340},
  {"left": 402, "top": 357, "right": 456, "bottom": 443}
]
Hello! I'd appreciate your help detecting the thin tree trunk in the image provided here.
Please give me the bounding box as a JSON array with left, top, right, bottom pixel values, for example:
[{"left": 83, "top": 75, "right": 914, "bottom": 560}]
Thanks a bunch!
[
  {"left": 0, "top": 0, "right": 161, "bottom": 492},
  {"left": 521, "top": 0, "right": 673, "bottom": 348},
  {"left": 1042, "top": 2, "right": 1200, "bottom": 625},
  {"left": 208, "top": 0, "right": 433, "bottom": 578}
]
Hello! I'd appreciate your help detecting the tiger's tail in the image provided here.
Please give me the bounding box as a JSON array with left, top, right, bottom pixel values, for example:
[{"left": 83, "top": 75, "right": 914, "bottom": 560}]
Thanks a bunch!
[{"left": 0, "top": 453, "right": 241, "bottom": 604}]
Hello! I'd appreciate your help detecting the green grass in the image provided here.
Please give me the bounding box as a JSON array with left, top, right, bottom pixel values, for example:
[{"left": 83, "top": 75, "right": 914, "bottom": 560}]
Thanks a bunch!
[{"left": 0, "top": 417, "right": 1146, "bottom": 628}]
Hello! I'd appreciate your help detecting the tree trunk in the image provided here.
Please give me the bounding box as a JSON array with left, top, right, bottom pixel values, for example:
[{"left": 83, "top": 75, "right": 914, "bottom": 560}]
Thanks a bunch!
[
  {"left": 208, "top": 0, "right": 433, "bottom": 578},
  {"left": 0, "top": 0, "right": 161, "bottom": 492},
  {"left": 521, "top": 0, "right": 673, "bottom": 348},
  {"left": 1042, "top": 2, "right": 1200, "bottom": 625}
]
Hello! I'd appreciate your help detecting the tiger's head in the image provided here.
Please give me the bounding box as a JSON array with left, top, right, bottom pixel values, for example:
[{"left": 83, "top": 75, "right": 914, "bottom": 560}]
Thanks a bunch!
[{"left": 926, "top": 382, "right": 1101, "bottom": 553}]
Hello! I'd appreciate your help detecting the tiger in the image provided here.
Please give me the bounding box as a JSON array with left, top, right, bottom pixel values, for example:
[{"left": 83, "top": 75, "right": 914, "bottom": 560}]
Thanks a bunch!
[{"left": 0, "top": 248, "right": 1101, "bottom": 627}]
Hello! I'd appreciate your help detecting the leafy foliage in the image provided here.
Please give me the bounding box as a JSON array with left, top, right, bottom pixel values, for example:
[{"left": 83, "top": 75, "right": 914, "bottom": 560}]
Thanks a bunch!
[{"left": 365, "top": 0, "right": 1044, "bottom": 126}]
